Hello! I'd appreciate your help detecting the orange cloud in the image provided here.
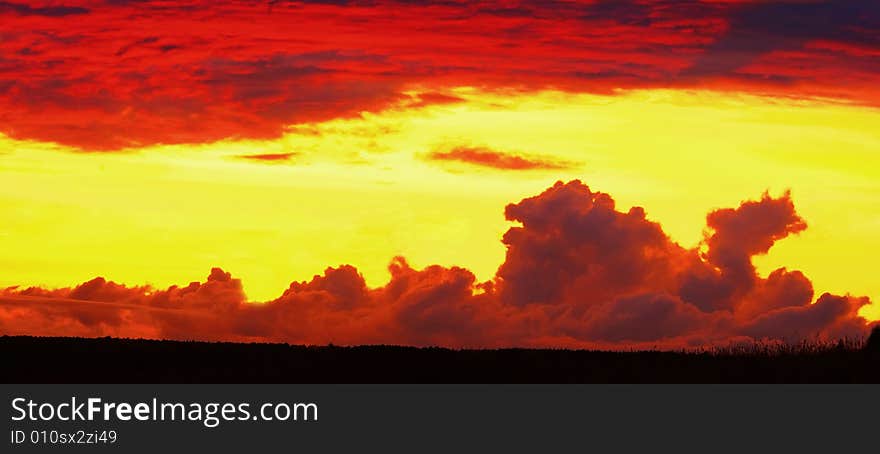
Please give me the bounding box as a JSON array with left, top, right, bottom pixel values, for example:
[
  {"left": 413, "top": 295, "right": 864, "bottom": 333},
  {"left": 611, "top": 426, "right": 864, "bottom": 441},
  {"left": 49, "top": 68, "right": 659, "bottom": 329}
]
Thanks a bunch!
[
  {"left": 236, "top": 152, "right": 298, "bottom": 162},
  {"left": 427, "top": 146, "right": 576, "bottom": 171},
  {"left": 1, "top": 180, "right": 874, "bottom": 349}
]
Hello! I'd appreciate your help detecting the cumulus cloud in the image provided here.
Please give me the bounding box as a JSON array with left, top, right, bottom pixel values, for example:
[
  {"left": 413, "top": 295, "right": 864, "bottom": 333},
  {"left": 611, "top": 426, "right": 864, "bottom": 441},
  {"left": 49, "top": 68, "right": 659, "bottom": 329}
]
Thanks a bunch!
[{"left": 1, "top": 181, "right": 874, "bottom": 348}]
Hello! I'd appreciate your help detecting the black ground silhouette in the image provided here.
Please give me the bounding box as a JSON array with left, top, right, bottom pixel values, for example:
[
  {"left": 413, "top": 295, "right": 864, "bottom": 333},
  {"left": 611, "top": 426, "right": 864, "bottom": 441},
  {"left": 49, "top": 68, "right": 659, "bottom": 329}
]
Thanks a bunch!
[{"left": 3, "top": 331, "right": 880, "bottom": 383}]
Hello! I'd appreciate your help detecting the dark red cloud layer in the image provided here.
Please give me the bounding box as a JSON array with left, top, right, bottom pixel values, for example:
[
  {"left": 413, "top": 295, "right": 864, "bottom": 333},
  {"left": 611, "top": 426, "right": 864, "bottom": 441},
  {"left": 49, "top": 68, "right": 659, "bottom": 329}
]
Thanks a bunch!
[
  {"left": 427, "top": 146, "right": 574, "bottom": 170},
  {"left": 1, "top": 1, "right": 878, "bottom": 149},
  {"left": 1, "top": 181, "right": 873, "bottom": 348}
]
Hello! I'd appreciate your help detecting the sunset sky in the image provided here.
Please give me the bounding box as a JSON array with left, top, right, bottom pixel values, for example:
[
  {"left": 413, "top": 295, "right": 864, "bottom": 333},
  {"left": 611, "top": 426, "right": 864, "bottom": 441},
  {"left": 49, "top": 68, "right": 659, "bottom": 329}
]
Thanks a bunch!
[{"left": 1, "top": 0, "right": 878, "bottom": 347}]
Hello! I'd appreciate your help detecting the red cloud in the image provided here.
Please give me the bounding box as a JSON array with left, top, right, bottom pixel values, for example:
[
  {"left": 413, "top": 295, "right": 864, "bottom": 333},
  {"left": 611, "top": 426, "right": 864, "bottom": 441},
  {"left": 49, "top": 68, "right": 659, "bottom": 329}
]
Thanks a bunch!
[
  {"left": 236, "top": 152, "right": 298, "bottom": 162},
  {"left": 1, "top": 1, "right": 878, "bottom": 149},
  {"left": 427, "top": 146, "right": 575, "bottom": 171},
  {"left": 1, "top": 180, "right": 874, "bottom": 349}
]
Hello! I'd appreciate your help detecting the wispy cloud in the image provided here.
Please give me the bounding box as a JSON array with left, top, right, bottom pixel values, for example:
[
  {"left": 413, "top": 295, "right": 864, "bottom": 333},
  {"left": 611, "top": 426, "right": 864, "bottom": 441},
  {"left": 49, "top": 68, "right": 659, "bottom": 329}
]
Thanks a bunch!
[
  {"left": 235, "top": 152, "right": 298, "bottom": 162},
  {"left": 426, "top": 146, "right": 577, "bottom": 171}
]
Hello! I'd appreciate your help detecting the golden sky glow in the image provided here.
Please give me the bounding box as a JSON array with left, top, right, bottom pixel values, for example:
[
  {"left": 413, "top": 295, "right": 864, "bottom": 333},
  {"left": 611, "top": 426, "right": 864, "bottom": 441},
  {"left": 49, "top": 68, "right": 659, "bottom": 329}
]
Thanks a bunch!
[{"left": 1, "top": 88, "right": 878, "bottom": 320}]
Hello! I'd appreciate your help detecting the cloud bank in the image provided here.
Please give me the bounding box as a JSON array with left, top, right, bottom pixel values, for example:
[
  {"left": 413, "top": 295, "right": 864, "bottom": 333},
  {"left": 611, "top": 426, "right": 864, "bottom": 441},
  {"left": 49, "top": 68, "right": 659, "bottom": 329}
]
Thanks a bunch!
[
  {"left": 1, "top": 180, "right": 873, "bottom": 348},
  {"left": 1, "top": 1, "right": 878, "bottom": 149}
]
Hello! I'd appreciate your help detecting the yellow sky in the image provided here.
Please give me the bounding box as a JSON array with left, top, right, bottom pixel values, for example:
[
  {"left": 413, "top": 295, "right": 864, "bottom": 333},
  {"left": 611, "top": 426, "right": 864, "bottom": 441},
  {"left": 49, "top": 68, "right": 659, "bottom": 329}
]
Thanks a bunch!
[{"left": 1, "top": 89, "right": 877, "bottom": 319}]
